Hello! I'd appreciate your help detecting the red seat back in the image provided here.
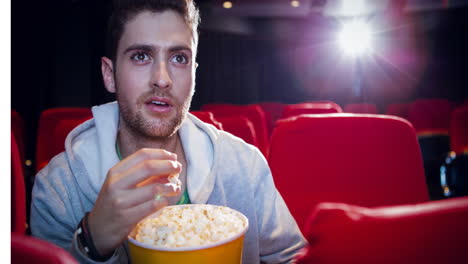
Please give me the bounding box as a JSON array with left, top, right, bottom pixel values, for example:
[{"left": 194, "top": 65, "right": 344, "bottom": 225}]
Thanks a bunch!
[
  {"left": 190, "top": 111, "right": 223, "bottom": 130},
  {"left": 450, "top": 105, "right": 468, "bottom": 155},
  {"left": 12, "top": 133, "right": 26, "bottom": 234},
  {"left": 11, "top": 110, "right": 25, "bottom": 161},
  {"left": 11, "top": 233, "right": 78, "bottom": 264},
  {"left": 268, "top": 114, "right": 428, "bottom": 229},
  {"left": 50, "top": 117, "right": 91, "bottom": 162},
  {"left": 217, "top": 116, "right": 258, "bottom": 147},
  {"left": 385, "top": 103, "right": 410, "bottom": 119},
  {"left": 256, "top": 102, "right": 285, "bottom": 137},
  {"left": 36, "top": 108, "right": 92, "bottom": 172},
  {"left": 407, "top": 98, "right": 453, "bottom": 136},
  {"left": 201, "top": 104, "right": 269, "bottom": 156},
  {"left": 344, "top": 103, "right": 378, "bottom": 114},
  {"left": 297, "top": 197, "right": 468, "bottom": 264},
  {"left": 281, "top": 102, "right": 342, "bottom": 119}
]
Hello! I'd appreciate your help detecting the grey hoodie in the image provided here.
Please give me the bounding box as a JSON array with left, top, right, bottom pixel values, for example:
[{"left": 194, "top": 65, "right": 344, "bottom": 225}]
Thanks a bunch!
[{"left": 31, "top": 101, "right": 306, "bottom": 264}]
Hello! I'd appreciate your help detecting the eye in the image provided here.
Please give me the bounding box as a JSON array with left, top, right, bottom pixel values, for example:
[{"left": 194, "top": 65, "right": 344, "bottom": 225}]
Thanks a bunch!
[
  {"left": 171, "top": 54, "right": 189, "bottom": 65},
  {"left": 131, "top": 51, "right": 151, "bottom": 64}
]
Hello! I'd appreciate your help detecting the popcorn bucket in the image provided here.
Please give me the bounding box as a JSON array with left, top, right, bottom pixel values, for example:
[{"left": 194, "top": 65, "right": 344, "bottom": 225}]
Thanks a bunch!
[{"left": 127, "top": 204, "right": 249, "bottom": 264}]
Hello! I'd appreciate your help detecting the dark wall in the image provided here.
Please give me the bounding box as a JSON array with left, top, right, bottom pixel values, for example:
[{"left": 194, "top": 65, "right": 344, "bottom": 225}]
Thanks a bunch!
[{"left": 12, "top": 0, "right": 468, "bottom": 161}]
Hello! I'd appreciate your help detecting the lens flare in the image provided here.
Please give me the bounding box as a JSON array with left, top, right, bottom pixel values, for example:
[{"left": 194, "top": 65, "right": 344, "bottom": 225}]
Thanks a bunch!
[{"left": 338, "top": 20, "right": 373, "bottom": 57}]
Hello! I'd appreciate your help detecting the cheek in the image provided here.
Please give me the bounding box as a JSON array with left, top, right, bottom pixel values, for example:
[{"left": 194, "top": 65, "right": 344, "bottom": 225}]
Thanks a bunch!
[
  {"left": 116, "top": 65, "right": 149, "bottom": 98},
  {"left": 172, "top": 69, "right": 194, "bottom": 96}
]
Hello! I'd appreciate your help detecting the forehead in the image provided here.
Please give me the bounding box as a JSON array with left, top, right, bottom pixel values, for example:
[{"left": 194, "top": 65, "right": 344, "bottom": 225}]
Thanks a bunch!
[{"left": 118, "top": 10, "right": 194, "bottom": 52}]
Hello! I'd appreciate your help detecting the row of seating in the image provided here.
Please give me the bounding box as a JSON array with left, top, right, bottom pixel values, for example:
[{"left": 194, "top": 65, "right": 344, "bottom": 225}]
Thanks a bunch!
[
  {"left": 268, "top": 113, "right": 468, "bottom": 262},
  {"left": 12, "top": 122, "right": 468, "bottom": 263},
  {"left": 10, "top": 99, "right": 467, "bottom": 169},
  {"left": 10, "top": 103, "right": 468, "bottom": 263},
  {"left": 11, "top": 101, "right": 468, "bottom": 201}
]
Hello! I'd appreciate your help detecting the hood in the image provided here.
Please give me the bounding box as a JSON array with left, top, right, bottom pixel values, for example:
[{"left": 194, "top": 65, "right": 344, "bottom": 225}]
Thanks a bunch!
[{"left": 63, "top": 101, "right": 219, "bottom": 204}]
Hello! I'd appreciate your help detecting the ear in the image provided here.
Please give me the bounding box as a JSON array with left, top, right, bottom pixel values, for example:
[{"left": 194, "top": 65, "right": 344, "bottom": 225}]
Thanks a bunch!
[{"left": 101, "top": 57, "right": 116, "bottom": 93}]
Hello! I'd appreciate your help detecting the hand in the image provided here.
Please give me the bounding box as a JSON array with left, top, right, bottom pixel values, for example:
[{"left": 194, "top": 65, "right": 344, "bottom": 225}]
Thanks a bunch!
[{"left": 87, "top": 148, "right": 182, "bottom": 255}]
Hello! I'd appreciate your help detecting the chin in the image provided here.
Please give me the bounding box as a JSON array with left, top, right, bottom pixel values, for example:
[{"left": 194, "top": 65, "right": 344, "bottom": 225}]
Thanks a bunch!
[{"left": 140, "top": 117, "right": 182, "bottom": 139}]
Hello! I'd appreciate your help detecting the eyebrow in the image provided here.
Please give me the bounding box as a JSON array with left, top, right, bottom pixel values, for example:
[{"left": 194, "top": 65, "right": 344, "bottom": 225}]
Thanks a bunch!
[{"left": 123, "top": 44, "right": 192, "bottom": 54}]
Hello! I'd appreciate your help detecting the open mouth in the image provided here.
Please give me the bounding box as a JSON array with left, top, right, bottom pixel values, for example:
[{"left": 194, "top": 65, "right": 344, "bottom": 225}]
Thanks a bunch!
[
  {"left": 145, "top": 97, "right": 174, "bottom": 113},
  {"left": 149, "top": 100, "right": 170, "bottom": 107}
]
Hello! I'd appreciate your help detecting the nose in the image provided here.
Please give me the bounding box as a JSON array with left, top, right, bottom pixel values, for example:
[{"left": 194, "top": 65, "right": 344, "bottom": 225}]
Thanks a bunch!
[{"left": 151, "top": 60, "right": 172, "bottom": 89}]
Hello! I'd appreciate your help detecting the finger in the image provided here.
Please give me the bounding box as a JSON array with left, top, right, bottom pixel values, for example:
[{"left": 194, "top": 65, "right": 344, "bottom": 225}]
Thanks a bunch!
[
  {"left": 110, "top": 148, "right": 177, "bottom": 176},
  {"left": 124, "top": 197, "right": 169, "bottom": 227},
  {"left": 118, "top": 183, "right": 180, "bottom": 209},
  {"left": 113, "top": 159, "right": 182, "bottom": 189}
]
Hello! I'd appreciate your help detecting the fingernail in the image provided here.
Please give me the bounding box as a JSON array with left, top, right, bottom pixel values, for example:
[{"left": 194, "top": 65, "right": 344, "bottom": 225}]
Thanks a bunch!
[{"left": 171, "top": 160, "right": 180, "bottom": 169}]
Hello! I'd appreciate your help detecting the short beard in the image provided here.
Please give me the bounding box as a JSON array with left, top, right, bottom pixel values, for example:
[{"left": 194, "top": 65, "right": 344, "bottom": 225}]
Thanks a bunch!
[{"left": 116, "top": 90, "right": 192, "bottom": 141}]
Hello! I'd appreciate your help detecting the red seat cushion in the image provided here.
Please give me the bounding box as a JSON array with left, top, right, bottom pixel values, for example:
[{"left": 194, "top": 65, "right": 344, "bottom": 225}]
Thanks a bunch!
[
  {"left": 12, "top": 233, "right": 78, "bottom": 264},
  {"left": 268, "top": 114, "right": 429, "bottom": 229},
  {"left": 297, "top": 197, "right": 468, "bottom": 264}
]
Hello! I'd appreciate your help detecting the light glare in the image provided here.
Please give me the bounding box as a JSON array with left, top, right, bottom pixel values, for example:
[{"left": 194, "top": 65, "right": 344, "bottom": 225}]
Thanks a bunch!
[
  {"left": 338, "top": 20, "right": 372, "bottom": 57},
  {"left": 223, "top": 1, "right": 232, "bottom": 9},
  {"left": 291, "top": 1, "right": 300, "bottom": 8}
]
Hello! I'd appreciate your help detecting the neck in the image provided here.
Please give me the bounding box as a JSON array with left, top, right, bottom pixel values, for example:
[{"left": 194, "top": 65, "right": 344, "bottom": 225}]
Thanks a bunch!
[{"left": 117, "top": 118, "right": 180, "bottom": 159}]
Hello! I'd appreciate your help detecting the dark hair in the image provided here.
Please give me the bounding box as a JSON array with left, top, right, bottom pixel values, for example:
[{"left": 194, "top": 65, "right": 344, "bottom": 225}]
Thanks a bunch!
[{"left": 106, "top": 0, "right": 200, "bottom": 62}]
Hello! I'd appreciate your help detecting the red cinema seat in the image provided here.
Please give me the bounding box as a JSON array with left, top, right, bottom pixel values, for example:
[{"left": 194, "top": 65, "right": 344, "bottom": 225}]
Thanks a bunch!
[
  {"left": 50, "top": 117, "right": 91, "bottom": 163},
  {"left": 12, "top": 133, "right": 26, "bottom": 234},
  {"left": 12, "top": 233, "right": 78, "bottom": 264},
  {"left": 216, "top": 116, "right": 258, "bottom": 147},
  {"left": 450, "top": 105, "right": 468, "bottom": 155},
  {"left": 297, "top": 197, "right": 468, "bottom": 264},
  {"left": 441, "top": 105, "right": 468, "bottom": 197},
  {"left": 281, "top": 102, "right": 342, "bottom": 119},
  {"left": 190, "top": 111, "right": 223, "bottom": 130},
  {"left": 407, "top": 99, "right": 454, "bottom": 199},
  {"left": 11, "top": 110, "right": 25, "bottom": 161},
  {"left": 408, "top": 98, "right": 453, "bottom": 136},
  {"left": 256, "top": 102, "right": 285, "bottom": 137},
  {"left": 385, "top": 103, "right": 410, "bottom": 119},
  {"left": 344, "top": 103, "right": 378, "bottom": 114},
  {"left": 201, "top": 103, "right": 269, "bottom": 156},
  {"left": 306, "top": 100, "right": 343, "bottom": 112},
  {"left": 36, "top": 108, "right": 92, "bottom": 172},
  {"left": 268, "top": 114, "right": 429, "bottom": 229}
]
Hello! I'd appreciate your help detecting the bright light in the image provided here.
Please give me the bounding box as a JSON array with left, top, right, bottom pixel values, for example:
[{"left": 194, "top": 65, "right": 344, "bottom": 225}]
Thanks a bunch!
[
  {"left": 338, "top": 20, "right": 373, "bottom": 57},
  {"left": 223, "top": 1, "right": 233, "bottom": 9},
  {"left": 291, "top": 1, "right": 300, "bottom": 8}
]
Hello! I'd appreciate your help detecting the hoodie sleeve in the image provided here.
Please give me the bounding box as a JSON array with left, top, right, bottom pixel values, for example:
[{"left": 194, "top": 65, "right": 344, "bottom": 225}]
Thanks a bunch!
[
  {"left": 30, "top": 156, "right": 128, "bottom": 264},
  {"left": 251, "top": 151, "right": 308, "bottom": 263}
]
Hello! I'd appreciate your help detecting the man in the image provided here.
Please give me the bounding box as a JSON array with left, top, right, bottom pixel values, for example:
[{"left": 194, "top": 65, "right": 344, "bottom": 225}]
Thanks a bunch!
[{"left": 30, "top": 0, "right": 306, "bottom": 263}]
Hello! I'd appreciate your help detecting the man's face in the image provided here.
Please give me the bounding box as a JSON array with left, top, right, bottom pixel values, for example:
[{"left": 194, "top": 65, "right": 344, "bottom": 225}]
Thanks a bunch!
[{"left": 103, "top": 10, "right": 196, "bottom": 139}]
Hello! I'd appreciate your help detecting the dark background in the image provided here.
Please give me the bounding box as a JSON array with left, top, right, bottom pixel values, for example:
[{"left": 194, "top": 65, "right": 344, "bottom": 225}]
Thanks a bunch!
[{"left": 12, "top": 0, "right": 468, "bottom": 162}]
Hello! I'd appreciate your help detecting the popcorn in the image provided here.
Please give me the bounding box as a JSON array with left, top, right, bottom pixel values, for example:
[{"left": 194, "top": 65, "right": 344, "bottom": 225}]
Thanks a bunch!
[
  {"left": 134, "top": 205, "right": 246, "bottom": 248},
  {"left": 165, "top": 174, "right": 181, "bottom": 193}
]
